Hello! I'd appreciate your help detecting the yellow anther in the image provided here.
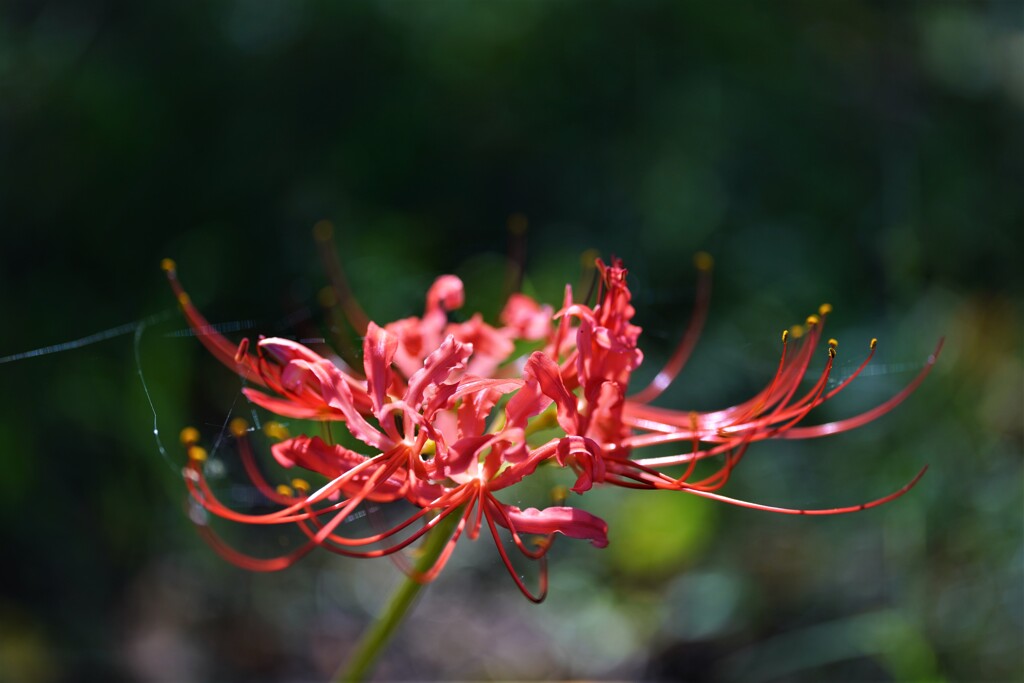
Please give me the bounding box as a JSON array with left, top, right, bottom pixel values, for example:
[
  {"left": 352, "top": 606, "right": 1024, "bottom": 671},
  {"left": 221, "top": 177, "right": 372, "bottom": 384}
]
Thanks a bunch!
[
  {"left": 188, "top": 446, "right": 208, "bottom": 462},
  {"left": 819, "top": 303, "right": 833, "bottom": 316},
  {"left": 551, "top": 485, "right": 569, "bottom": 504},
  {"left": 421, "top": 439, "right": 436, "bottom": 456},
  {"left": 694, "top": 251, "right": 714, "bottom": 271},
  {"left": 229, "top": 418, "right": 249, "bottom": 438},
  {"left": 177, "top": 292, "right": 191, "bottom": 306},
  {"left": 312, "top": 219, "right": 334, "bottom": 242},
  {"left": 790, "top": 324, "right": 805, "bottom": 339},
  {"left": 828, "top": 338, "right": 838, "bottom": 349},
  {"left": 317, "top": 286, "right": 337, "bottom": 308},
  {"left": 870, "top": 338, "right": 878, "bottom": 350},
  {"left": 263, "top": 421, "right": 290, "bottom": 441},
  {"left": 828, "top": 347, "right": 836, "bottom": 358},
  {"left": 805, "top": 314, "right": 820, "bottom": 326},
  {"left": 291, "top": 479, "right": 310, "bottom": 494},
  {"left": 781, "top": 329, "right": 789, "bottom": 344},
  {"left": 276, "top": 484, "right": 294, "bottom": 497},
  {"left": 160, "top": 258, "right": 176, "bottom": 272},
  {"left": 180, "top": 426, "right": 201, "bottom": 446}
]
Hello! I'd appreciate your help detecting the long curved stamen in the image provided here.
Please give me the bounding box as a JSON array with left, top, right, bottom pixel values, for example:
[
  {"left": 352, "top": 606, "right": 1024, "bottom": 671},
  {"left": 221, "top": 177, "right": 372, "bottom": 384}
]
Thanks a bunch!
[
  {"left": 623, "top": 334, "right": 837, "bottom": 465},
  {"left": 624, "top": 347, "right": 835, "bottom": 466},
  {"left": 194, "top": 523, "right": 318, "bottom": 572},
  {"left": 782, "top": 338, "right": 944, "bottom": 439},
  {"left": 312, "top": 449, "right": 411, "bottom": 544},
  {"left": 816, "top": 336, "right": 876, "bottom": 402},
  {"left": 724, "top": 327, "right": 794, "bottom": 427},
  {"left": 630, "top": 252, "right": 713, "bottom": 404},
  {"left": 186, "top": 447, "right": 396, "bottom": 525},
  {"left": 673, "top": 465, "right": 930, "bottom": 515},
  {"left": 482, "top": 500, "right": 548, "bottom": 603},
  {"left": 162, "top": 259, "right": 262, "bottom": 385},
  {"left": 687, "top": 440, "right": 752, "bottom": 491},
  {"left": 298, "top": 487, "right": 473, "bottom": 558},
  {"left": 295, "top": 486, "right": 462, "bottom": 554},
  {"left": 406, "top": 504, "right": 474, "bottom": 584},
  {"left": 484, "top": 493, "right": 556, "bottom": 561},
  {"left": 234, "top": 421, "right": 315, "bottom": 507},
  {"left": 622, "top": 325, "right": 799, "bottom": 435}
]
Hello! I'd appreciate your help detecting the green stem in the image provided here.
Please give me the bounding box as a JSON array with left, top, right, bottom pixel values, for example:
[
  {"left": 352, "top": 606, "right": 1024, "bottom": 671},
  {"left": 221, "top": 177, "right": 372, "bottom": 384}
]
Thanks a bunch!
[{"left": 333, "top": 506, "right": 464, "bottom": 682}]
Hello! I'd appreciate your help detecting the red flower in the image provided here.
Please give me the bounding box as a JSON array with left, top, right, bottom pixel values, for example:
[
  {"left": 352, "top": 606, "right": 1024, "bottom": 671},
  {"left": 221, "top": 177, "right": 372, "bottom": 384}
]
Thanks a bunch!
[{"left": 164, "top": 252, "right": 938, "bottom": 601}]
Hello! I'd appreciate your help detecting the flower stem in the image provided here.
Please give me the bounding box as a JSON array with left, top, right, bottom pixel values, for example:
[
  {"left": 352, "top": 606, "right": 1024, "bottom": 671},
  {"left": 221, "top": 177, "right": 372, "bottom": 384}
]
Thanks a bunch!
[{"left": 333, "top": 507, "right": 464, "bottom": 682}]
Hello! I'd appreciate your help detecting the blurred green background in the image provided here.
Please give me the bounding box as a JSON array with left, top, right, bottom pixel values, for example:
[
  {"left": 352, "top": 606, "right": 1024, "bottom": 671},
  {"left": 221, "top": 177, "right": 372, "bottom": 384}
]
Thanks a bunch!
[{"left": 1, "top": 1, "right": 1021, "bottom": 681}]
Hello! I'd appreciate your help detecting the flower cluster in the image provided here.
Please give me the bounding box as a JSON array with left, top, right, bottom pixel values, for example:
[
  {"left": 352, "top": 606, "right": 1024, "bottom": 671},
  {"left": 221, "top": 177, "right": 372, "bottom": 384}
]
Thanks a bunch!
[{"left": 164, "top": 255, "right": 939, "bottom": 601}]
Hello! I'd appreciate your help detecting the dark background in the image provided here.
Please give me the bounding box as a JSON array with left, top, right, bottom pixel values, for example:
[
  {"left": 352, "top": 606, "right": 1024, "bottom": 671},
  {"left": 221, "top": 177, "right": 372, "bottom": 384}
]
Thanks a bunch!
[{"left": 1, "top": 1, "right": 1021, "bottom": 681}]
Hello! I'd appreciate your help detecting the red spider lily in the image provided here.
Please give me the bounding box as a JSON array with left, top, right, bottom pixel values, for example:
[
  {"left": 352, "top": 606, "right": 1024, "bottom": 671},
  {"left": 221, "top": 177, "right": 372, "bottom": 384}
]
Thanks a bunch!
[{"left": 164, "top": 252, "right": 939, "bottom": 601}]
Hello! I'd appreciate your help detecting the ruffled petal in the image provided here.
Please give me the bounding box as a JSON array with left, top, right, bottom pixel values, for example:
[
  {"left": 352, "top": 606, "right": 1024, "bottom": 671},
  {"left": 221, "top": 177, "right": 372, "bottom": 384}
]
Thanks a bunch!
[
  {"left": 525, "top": 352, "right": 579, "bottom": 434},
  {"left": 503, "top": 505, "right": 609, "bottom": 548},
  {"left": 554, "top": 436, "right": 606, "bottom": 493},
  {"left": 405, "top": 334, "right": 473, "bottom": 409},
  {"left": 363, "top": 322, "right": 398, "bottom": 414}
]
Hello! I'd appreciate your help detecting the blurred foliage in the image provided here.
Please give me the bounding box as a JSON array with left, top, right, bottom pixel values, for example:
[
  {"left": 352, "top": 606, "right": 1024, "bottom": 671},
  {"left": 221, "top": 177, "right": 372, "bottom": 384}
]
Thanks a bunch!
[{"left": 1, "top": 1, "right": 1021, "bottom": 681}]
